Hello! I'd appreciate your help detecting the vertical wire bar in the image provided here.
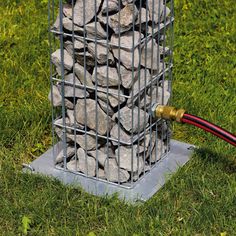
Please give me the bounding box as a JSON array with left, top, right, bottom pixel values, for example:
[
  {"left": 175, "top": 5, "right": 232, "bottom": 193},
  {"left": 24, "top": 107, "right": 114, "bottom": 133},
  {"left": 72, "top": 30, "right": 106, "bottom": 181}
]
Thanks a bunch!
[
  {"left": 154, "top": 0, "right": 162, "bottom": 163},
  {"left": 148, "top": 0, "right": 155, "bottom": 169},
  {"left": 136, "top": 0, "right": 143, "bottom": 181},
  {"left": 117, "top": 0, "right": 121, "bottom": 185},
  {"left": 166, "top": 0, "right": 174, "bottom": 151},
  {"left": 94, "top": 0, "right": 99, "bottom": 179},
  {"left": 142, "top": 0, "right": 150, "bottom": 175},
  {"left": 59, "top": 0, "right": 68, "bottom": 170},
  {"left": 105, "top": 0, "right": 110, "bottom": 182},
  {"left": 48, "top": 0, "right": 56, "bottom": 164},
  {"left": 161, "top": 0, "right": 167, "bottom": 155},
  {"left": 82, "top": 1, "right": 89, "bottom": 176},
  {"left": 71, "top": 0, "right": 78, "bottom": 172},
  {"left": 130, "top": 1, "right": 136, "bottom": 185}
]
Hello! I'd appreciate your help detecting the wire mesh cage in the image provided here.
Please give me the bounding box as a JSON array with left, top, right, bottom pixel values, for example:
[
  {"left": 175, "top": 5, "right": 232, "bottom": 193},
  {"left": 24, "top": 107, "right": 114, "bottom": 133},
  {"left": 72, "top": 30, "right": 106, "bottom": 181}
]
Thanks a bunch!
[{"left": 48, "top": 0, "right": 174, "bottom": 188}]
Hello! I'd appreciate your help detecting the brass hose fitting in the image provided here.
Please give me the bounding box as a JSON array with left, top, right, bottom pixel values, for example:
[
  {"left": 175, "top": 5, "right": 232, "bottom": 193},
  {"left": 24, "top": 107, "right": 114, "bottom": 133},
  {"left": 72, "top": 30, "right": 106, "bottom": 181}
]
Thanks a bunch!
[{"left": 151, "top": 104, "right": 186, "bottom": 123}]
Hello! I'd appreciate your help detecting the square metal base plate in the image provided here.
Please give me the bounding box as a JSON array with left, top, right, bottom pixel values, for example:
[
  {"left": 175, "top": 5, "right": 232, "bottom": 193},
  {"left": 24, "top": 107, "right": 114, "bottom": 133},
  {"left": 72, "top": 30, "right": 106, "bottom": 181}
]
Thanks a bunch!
[{"left": 23, "top": 140, "right": 194, "bottom": 202}]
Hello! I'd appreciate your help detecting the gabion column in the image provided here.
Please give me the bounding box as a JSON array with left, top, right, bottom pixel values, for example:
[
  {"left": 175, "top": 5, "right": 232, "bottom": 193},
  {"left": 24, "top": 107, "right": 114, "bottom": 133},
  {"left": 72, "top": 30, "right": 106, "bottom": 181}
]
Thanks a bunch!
[{"left": 48, "top": 0, "right": 173, "bottom": 187}]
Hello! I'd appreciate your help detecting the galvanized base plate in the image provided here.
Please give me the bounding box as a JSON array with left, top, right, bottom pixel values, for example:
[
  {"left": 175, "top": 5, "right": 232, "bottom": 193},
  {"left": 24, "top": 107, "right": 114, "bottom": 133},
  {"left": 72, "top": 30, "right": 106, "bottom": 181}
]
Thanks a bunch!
[{"left": 23, "top": 140, "right": 194, "bottom": 202}]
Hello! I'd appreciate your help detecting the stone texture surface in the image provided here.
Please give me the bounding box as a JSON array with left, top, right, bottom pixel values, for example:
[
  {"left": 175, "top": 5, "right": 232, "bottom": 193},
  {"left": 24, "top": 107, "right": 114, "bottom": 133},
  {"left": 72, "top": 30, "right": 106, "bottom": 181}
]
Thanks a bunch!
[
  {"left": 74, "top": 63, "right": 94, "bottom": 88},
  {"left": 150, "top": 139, "right": 165, "bottom": 163},
  {"left": 111, "top": 31, "right": 143, "bottom": 69},
  {"left": 88, "top": 150, "right": 107, "bottom": 167},
  {"left": 117, "top": 64, "right": 138, "bottom": 89},
  {"left": 92, "top": 65, "right": 120, "bottom": 87},
  {"left": 97, "top": 87, "right": 126, "bottom": 108},
  {"left": 67, "top": 109, "right": 84, "bottom": 129},
  {"left": 88, "top": 41, "right": 115, "bottom": 65},
  {"left": 51, "top": 49, "right": 73, "bottom": 71},
  {"left": 56, "top": 146, "right": 75, "bottom": 164},
  {"left": 115, "top": 146, "right": 145, "bottom": 172},
  {"left": 48, "top": 85, "right": 74, "bottom": 109},
  {"left": 75, "top": 99, "right": 114, "bottom": 135},
  {"left": 109, "top": 4, "right": 138, "bottom": 34},
  {"left": 64, "top": 0, "right": 102, "bottom": 26},
  {"left": 148, "top": 0, "right": 164, "bottom": 24},
  {"left": 101, "top": 0, "right": 119, "bottom": 14},
  {"left": 66, "top": 148, "right": 96, "bottom": 176},
  {"left": 66, "top": 131, "right": 98, "bottom": 150},
  {"left": 76, "top": 51, "right": 95, "bottom": 67},
  {"left": 104, "top": 159, "right": 130, "bottom": 183},
  {"left": 98, "top": 99, "right": 114, "bottom": 117},
  {"left": 63, "top": 17, "right": 83, "bottom": 33},
  {"left": 110, "top": 124, "right": 138, "bottom": 145},
  {"left": 113, "top": 106, "right": 149, "bottom": 133},
  {"left": 85, "top": 22, "right": 107, "bottom": 39},
  {"left": 64, "top": 40, "right": 85, "bottom": 56},
  {"left": 136, "top": 8, "right": 150, "bottom": 25},
  {"left": 141, "top": 40, "right": 160, "bottom": 70}
]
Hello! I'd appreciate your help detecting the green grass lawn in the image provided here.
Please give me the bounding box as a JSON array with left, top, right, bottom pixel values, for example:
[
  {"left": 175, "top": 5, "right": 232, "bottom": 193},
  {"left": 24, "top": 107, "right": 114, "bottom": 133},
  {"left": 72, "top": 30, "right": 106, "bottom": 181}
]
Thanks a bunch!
[{"left": 0, "top": 0, "right": 235, "bottom": 235}]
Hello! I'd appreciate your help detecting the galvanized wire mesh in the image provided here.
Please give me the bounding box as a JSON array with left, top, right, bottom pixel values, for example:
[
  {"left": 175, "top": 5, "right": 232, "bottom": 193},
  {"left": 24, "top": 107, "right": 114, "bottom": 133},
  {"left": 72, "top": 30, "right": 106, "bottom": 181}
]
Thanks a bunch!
[{"left": 48, "top": 0, "right": 173, "bottom": 188}]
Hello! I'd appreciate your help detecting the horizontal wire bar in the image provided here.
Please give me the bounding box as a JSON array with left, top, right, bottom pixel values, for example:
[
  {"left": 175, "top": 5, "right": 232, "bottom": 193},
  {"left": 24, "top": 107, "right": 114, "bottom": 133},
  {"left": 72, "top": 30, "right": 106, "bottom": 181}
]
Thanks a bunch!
[
  {"left": 50, "top": 17, "right": 174, "bottom": 51},
  {"left": 51, "top": 63, "right": 172, "bottom": 99},
  {"left": 54, "top": 119, "right": 162, "bottom": 146},
  {"left": 55, "top": 148, "right": 168, "bottom": 190}
]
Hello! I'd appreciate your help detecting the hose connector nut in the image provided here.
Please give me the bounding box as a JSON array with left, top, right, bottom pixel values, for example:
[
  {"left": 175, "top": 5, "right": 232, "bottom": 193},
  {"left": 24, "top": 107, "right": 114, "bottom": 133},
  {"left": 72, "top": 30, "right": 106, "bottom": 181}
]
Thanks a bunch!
[{"left": 152, "top": 104, "right": 185, "bottom": 123}]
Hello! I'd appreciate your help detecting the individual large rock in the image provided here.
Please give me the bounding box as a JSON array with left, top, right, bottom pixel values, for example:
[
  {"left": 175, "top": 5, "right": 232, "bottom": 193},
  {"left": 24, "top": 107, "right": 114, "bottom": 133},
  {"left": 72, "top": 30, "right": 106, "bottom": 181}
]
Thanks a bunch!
[
  {"left": 66, "top": 148, "right": 96, "bottom": 176},
  {"left": 63, "top": 4, "right": 73, "bottom": 19},
  {"left": 55, "top": 146, "right": 75, "bottom": 164},
  {"left": 111, "top": 31, "right": 143, "bottom": 69},
  {"left": 64, "top": 73, "right": 81, "bottom": 85},
  {"left": 74, "top": 63, "right": 94, "bottom": 88},
  {"left": 64, "top": 83, "right": 89, "bottom": 98},
  {"left": 75, "top": 99, "right": 114, "bottom": 135},
  {"left": 109, "top": 4, "right": 138, "bottom": 34},
  {"left": 67, "top": 109, "right": 84, "bottom": 129},
  {"left": 48, "top": 85, "right": 74, "bottom": 109},
  {"left": 97, "top": 87, "right": 126, "bottom": 108},
  {"left": 147, "top": 0, "right": 164, "bottom": 24},
  {"left": 64, "top": 0, "right": 103, "bottom": 26},
  {"left": 148, "top": 80, "right": 170, "bottom": 105},
  {"left": 98, "top": 168, "right": 106, "bottom": 179},
  {"left": 63, "top": 17, "right": 83, "bottom": 33},
  {"left": 113, "top": 106, "right": 149, "bottom": 133},
  {"left": 67, "top": 131, "right": 98, "bottom": 150},
  {"left": 51, "top": 49, "right": 73, "bottom": 71},
  {"left": 104, "top": 159, "right": 130, "bottom": 183},
  {"left": 141, "top": 40, "right": 160, "bottom": 70},
  {"left": 92, "top": 66, "right": 120, "bottom": 87},
  {"left": 136, "top": 8, "right": 150, "bottom": 25},
  {"left": 121, "top": 0, "right": 136, "bottom": 5},
  {"left": 150, "top": 139, "right": 165, "bottom": 163},
  {"left": 110, "top": 124, "right": 138, "bottom": 145},
  {"left": 116, "top": 64, "right": 138, "bottom": 89},
  {"left": 88, "top": 150, "right": 107, "bottom": 167},
  {"left": 85, "top": 22, "right": 107, "bottom": 39},
  {"left": 115, "top": 146, "right": 144, "bottom": 172},
  {"left": 88, "top": 41, "right": 115, "bottom": 65},
  {"left": 64, "top": 40, "right": 86, "bottom": 56},
  {"left": 98, "top": 99, "right": 114, "bottom": 117},
  {"left": 99, "top": 144, "right": 116, "bottom": 158},
  {"left": 101, "top": 0, "right": 119, "bottom": 14},
  {"left": 127, "top": 69, "right": 151, "bottom": 105},
  {"left": 161, "top": 6, "right": 171, "bottom": 22},
  {"left": 76, "top": 51, "right": 95, "bottom": 67}
]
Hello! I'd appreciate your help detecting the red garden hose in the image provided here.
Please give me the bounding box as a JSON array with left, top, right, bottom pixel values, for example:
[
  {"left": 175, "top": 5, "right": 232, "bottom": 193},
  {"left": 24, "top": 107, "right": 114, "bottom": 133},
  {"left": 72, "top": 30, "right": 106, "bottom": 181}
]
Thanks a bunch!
[
  {"left": 152, "top": 104, "right": 236, "bottom": 147},
  {"left": 181, "top": 113, "right": 236, "bottom": 147}
]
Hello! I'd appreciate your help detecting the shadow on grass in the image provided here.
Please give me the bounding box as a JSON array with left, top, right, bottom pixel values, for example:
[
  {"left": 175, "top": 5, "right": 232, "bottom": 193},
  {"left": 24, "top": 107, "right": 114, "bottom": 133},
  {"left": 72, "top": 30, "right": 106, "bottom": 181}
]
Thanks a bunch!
[{"left": 195, "top": 147, "right": 236, "bottom": 174}]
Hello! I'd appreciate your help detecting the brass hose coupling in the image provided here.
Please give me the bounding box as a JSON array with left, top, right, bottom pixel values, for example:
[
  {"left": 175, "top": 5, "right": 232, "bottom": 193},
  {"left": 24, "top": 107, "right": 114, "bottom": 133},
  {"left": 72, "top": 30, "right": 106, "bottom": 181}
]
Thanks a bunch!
[{"left": 151, "top": 104, "right": 186, "bottom": 123}]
